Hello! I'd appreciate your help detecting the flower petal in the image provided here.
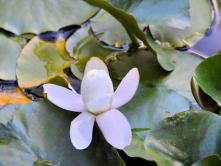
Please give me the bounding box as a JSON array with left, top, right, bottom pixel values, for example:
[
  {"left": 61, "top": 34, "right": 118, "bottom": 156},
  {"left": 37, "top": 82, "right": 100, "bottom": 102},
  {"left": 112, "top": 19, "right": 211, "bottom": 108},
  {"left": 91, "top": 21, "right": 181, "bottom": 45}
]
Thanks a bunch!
[
  {"left": 81, "top": 69, "right": 113, "bottom": 114},
  {"left": 112, "top": 68, "right": 139, "bottom": 108},
  {"left": 84, "top": 57, "right": 108, "bottom": 74},
  {"left": 43, "top": 84, "right": 84, "bottom": 112},
  {"left": 70, "top": 112, "right": 95, "bottom": 149},
  {"left": 96, "top": 109, "right": 132, "bottom": 149}
]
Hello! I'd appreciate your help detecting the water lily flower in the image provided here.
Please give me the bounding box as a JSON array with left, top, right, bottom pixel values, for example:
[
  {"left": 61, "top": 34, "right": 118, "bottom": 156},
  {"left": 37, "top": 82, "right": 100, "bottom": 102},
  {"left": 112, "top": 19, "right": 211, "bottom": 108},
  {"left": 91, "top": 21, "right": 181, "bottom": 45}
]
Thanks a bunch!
[{"left": 43, "top": 57, "right": 139, "bottom": 149}]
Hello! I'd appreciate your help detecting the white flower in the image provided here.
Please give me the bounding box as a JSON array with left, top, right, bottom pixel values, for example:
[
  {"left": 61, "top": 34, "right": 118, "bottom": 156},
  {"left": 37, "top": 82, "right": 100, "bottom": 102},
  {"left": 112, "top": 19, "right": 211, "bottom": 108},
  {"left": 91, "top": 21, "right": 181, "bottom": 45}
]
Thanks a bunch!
[{"left": 43, "top": 57, "right": 139, "bottom": 150}]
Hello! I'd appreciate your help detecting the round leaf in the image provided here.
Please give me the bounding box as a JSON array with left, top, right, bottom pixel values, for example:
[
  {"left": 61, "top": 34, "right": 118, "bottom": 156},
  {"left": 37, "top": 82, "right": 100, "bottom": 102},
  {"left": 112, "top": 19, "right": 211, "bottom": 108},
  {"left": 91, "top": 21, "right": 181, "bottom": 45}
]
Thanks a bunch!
[
  {"left": 0, "top": 0, "right": 98, "bottom": 34},
  {"left": 66, "top": 24, "right": 117, "bottom": 80},
  {"left": 145, "top": 111, "right": 221, "bottom": 166},
  {"left": 109, "top": 49, "right": 201, "bottom": 159},
  {"left": 192, "top": 155, "right": 221, "bottom": 166},
  {"left": 150, "top": 0, "right": 212, "bottom": 47},
  {"left": 90, "top": 10, "right": 131, "bottom": 46},
  {"left": 16, "top": 36, "right": 73, "bottom": 88},
  {"left": 107, "top": 0, "right": 191, "bottom": 29},
  {"left": 0, "top": 35, "right": 22, "bottom": 80},
  {"left": 194, "top": 53, "right": 221, "bottom": 106},
  {"left": 0, "top": 101, "right": 125, "bottom": 166},
  {"left": 124, "top": 133, "right": 152, "bottom": 161}
]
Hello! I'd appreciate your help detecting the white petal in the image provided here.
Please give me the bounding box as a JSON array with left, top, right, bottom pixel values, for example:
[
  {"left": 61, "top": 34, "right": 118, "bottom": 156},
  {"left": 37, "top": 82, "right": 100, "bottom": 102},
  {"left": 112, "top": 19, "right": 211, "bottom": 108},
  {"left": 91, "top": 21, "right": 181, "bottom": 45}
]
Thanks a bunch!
[
  {"left": 86, "top": 94, "right": 112, "bottom": 114},
  {"left": 84, "top": 57, "right": 108, "bottom": 74},
  {"left": 43, "top": 84, "right": 84, "bottom": 112},
  {"left": 70, "top": 112, "right": 95, "bottom": 149},
  {"left": 96, "top": 109, "right": 132, "bottom": 149},
  {"left": 81, "top": 69, "right": 113, "bottom": 114},
  {"left": 112, "top": 68, "right": 139, "bottom": 108}
]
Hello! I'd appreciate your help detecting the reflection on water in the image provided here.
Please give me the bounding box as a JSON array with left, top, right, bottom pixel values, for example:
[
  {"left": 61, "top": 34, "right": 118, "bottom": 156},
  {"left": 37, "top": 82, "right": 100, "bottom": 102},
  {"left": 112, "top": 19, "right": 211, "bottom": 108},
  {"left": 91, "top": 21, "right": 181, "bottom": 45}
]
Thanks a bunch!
[{"left": 191, "top": 0, "right": 221, "bottom": 57}]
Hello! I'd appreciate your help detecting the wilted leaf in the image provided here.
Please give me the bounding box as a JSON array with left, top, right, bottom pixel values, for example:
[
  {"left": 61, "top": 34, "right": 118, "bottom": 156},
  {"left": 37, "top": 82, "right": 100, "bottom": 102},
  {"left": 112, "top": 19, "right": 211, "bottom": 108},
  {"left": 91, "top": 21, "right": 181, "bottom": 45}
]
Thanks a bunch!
[
  {"left": 0, "top": 84, "right": 31, "bottom": 108},
  {"left": 16, "top": 35, "right": 73, "bottom": 88}
]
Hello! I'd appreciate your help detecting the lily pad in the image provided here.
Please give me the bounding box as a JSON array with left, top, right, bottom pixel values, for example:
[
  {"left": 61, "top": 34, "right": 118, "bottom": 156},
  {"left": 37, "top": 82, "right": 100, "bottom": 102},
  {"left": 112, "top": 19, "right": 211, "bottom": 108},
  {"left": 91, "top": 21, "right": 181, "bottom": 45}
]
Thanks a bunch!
[
  {"left": 0, "top": 0, "right": 98, "bottom": 34},
  {"left": 124, "top": 133, "right": 152, "bottom": 161},
  {"left": 120, "top": 83, "right": 192, "bottom": 137},
  {"left": 150, "top": 0, "right": 212, "bottom": 47},
  {"left": 194, "top": 53, "right": 221, "bottom": 106},
  {"left": 16, "top": 35, "right": 73, "bottom": 88},
  {"left": 66, "top": 24, "right": 118, "bottom": 80},
  {"left": 0, "top": 35, "right": 22, "bottom": 80},
  {"left": 162, "top": 51, "right": 202, "bottom": 102},
  {"left": 109, "top": 48, "right": 202, "bottom": 102},
  {"left": 192, "top": 155, "right": 221, "bottom": 166},
  {"left": 108, "top": 0, "right": 190, "bottom": 29},
  {"left": 145, "top": 29, "right": 176, "bottom": 71},
  {"left": 108, "top": 49, "right": 199, "bottom": 159},
  {"left": 83, "top": 0, "right": 149, "bottom": 48},
  {"left": 0, "top": 101, "right": 125, "bottom": 166},
  {"left": 90, "top": 11, "right": 131, "bottom": 46},
  {"left": 145, "top": 111, "right": 221, "bottom": 166},
  {"left": 191, "top": 77, "right": 220, "bottom": 112}
]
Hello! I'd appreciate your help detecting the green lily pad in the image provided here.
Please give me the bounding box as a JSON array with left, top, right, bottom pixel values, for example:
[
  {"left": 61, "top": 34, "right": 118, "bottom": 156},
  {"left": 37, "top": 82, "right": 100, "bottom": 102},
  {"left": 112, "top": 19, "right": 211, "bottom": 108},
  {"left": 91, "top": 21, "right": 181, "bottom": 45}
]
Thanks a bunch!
[
  {"left": 0, "top": 0, "right": 98, "bottom": 34},
  {"left": 162, "top": 51, "right": 202, "bottom": 102},
  {"left": 16, "top": 36, "right": 73, "bottom": 88},
  {"left": 191, "top": 77, "right": 221, "bottom": 112},
  {"left": 120, "top": 83, "right": 192, "bottom": 137},
  {"left": 192, "top": 155, "right": 221, "bottom": 166},
  {"left": 108, "top": 49, "right": 200, "bottom": 159},
  {"left": 90, "top": 11, "right": 131, "bottom": 46},
  {"left": 0, "top": 35, "right": 22, "bottom": 80},
  {"left": 109, "top": 48, "right": 202, "bottom": 102},
  {"left": 145, "top": 111, "right": 221, "bottom": 166},
  {"left": 194, "top": 53, "right": 221, "bottom": 106},
  {"left": 91, "top": 10, "right": 176, "bottom": 71},
  {"left": 108, "top": 49, "right": 168, "bottom": 82},
  {"left": 0, "top": 101, "right": 125, "bottom": 166},
  {"left": 66, "top": 24, "right": 118, "bottom": 80},
  {"left": 150, "top": 0, "right": 212, "bottom": 47},
  {"left": 146, "top": 30, "right": 177, "bottom": 71},
  {"left": 108, "top": 0, "right": 190, "bottom": 29},
  {"left": 83, "top": 0, "right": 149, "bottom": 48},
  {"left": 124, "top": 133, "right": 152, "bottom": 161}
]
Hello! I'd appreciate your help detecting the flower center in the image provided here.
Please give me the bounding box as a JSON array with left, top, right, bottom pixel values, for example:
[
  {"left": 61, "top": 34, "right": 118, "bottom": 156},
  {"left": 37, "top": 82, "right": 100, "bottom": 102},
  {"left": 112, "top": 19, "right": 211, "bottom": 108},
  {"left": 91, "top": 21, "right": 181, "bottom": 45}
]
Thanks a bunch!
[
  {"left": 81, "top": 69, "right": 114, "bottom": 115},
  {"left": 86, "top": 94, "right": 112, "bottom": 115}
]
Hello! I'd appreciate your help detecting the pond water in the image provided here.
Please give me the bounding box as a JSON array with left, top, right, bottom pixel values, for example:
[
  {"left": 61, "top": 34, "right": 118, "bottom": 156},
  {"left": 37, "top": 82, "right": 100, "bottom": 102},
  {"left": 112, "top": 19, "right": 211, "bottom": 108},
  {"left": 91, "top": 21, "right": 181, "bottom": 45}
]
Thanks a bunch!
[
  {"left": 0, "top": 1, "right": 219, "bottom": 166},
  {"left": 191, "top": 0, "right": 221, "bottom": 57}
]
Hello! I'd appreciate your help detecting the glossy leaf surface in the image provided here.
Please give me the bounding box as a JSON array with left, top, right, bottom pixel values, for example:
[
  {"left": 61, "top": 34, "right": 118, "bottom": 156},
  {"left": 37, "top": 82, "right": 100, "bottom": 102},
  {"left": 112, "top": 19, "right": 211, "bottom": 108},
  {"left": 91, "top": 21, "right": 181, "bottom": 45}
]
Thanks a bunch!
[
  {"left": 0, "top": 0, "right": 98, "bottom": 34},
  {"left": 145, "top": 111, "right": 221, "bottom": 166},
  {"left": 0, "top": 101, "right": 125, "bottom": 166},
  {"left": 16, "top": 36, "right": 73, "bottom": 88}
]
